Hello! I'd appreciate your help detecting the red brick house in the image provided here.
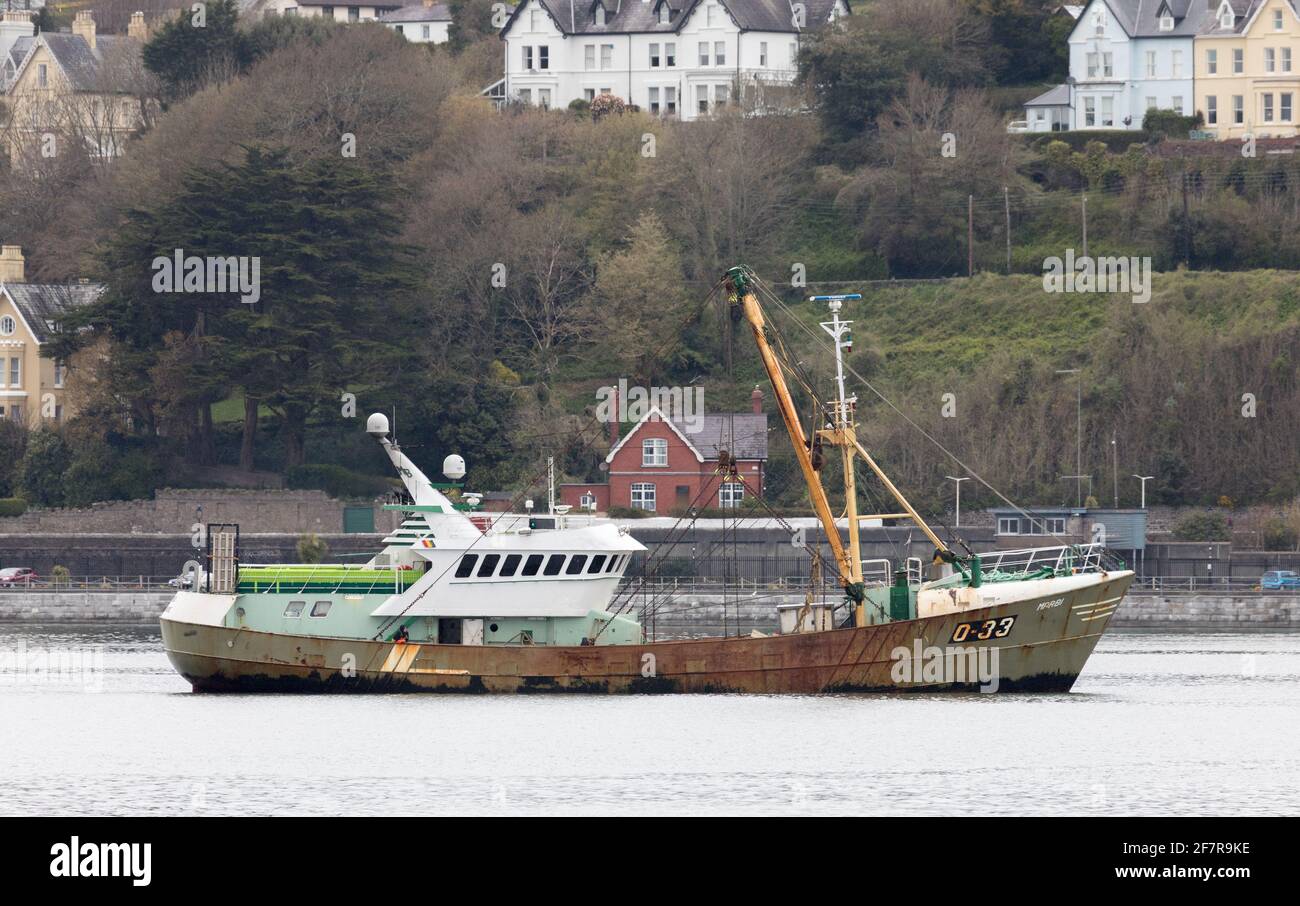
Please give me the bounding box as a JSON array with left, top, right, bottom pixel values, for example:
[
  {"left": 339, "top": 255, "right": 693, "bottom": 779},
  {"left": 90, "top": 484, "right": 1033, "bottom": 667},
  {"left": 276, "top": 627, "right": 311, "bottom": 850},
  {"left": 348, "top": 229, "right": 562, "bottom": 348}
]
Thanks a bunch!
[{"left": 561, "top": 391, "right": 768, "bottom": 514}]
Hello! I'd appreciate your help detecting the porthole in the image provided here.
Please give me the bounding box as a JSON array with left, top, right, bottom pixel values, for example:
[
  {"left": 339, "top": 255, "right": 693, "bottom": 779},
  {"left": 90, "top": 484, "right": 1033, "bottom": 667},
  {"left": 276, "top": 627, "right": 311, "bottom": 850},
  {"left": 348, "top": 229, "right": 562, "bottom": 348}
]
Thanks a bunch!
[{"left": 489, "top": 622, "right": 499, "bottom": 633}]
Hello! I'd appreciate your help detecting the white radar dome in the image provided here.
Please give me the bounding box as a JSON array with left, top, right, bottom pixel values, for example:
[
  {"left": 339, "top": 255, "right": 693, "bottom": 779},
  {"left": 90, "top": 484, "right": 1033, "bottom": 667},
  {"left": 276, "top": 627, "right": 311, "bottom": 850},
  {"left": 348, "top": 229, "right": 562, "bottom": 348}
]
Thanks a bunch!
[
  {"left": 366, "top": 413, "right": 390, "bottom": 437},
  {"left": 443, "top": 454, "right": 466, "bottom": 480}
]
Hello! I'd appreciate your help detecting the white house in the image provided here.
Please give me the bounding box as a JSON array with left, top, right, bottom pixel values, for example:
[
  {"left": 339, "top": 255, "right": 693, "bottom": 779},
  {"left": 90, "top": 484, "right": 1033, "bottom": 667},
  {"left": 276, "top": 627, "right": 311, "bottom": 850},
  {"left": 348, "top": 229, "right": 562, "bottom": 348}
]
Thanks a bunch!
[
  {"left": 380, "top": 1, "right": 452, "bottom": 42},
  {"left": 257, "top": 0, "right": 404, "bottom": 21},
  {"left": 496, "top": 0, "right": 849, "bottom": 119},
  {"left": 1068, "top": 0, "right": 1210, "bottom": 130}
]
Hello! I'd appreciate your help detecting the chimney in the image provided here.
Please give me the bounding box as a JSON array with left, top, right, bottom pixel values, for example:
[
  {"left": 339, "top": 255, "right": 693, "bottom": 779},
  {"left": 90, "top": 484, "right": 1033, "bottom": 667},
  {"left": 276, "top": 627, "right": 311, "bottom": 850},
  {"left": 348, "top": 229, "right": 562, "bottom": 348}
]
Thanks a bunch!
[
  {"left": 128, "top": 11, "right": 148, "bottom": 40},
  {"left": 751, "top": 385, "right": 763, "bottom": 414},
  {"left": 0, "top": 10, "right": 34, "bottom": 55},
  {"left": 0, "top": 246, "right": 25, "bottom": 284},
  {"left": 72, "top": 10, "right": 96, "bottom": 51}
]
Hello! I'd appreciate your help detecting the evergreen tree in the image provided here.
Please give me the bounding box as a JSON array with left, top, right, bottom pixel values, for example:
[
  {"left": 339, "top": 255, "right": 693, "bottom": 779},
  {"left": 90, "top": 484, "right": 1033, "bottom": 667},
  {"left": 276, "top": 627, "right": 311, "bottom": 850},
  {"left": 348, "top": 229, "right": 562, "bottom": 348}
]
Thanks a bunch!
[{"left": 142, "top": 0, "right": 249, "bottom": 103}]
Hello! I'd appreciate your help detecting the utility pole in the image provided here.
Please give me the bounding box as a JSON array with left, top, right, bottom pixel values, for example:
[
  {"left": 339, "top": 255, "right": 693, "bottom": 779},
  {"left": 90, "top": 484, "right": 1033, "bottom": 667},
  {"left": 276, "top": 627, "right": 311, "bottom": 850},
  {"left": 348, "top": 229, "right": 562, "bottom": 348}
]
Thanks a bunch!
[
  {"left": 1081, "top": 195, "right": 1088, "bottom": 259},
  {"left": 1057, "top": 368, "right": 1083, "bottom": 507},
  {"left": 968, "top": 194, "right": 975, "bottom": 277},
  {"left": 1004, "top": 186, "right": 1011, "bottom": 274},
  {"left": 1132, "top": 474, "right": 1154, "bottom": 509},
  {"left": 945, "top": 476, "right": 970, "bottom": 527}
]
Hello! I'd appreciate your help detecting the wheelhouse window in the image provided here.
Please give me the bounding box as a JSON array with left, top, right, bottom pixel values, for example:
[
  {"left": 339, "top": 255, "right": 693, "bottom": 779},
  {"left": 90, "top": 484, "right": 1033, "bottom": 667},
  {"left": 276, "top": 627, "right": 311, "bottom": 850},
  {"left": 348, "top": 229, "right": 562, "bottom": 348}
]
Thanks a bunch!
[
  {"left": 642, "top": 437, "right": 667, "bottom": 466},
  {"left": 588, "top": 554, "right": 607, "bottom": 573},
  {"left": 284, "top": 601, "right": 305, "bottom": 618},
  {"left": 455, "top": 554, "right": 478, "bottom": 578},
  {"left": 477, "top": 553, "right": 501, "bottom": 577},
  {"left": 565, "top": 555, "right": 588, "bottom": 575},
  {"left": 631, "top": 482, "right": 656, "bottom": 511},
  {"left": 522, "top": 554, "right": 544, "bottom": 576},
  {"left": 501, "top": 554, "right": 522, "bottom": 577},
  {"left": 543, "top": 554, "right": 566, "bottom": 576},
  {"left": 605, "top": 554, "right": 621, "bottom": 573},
  {"left": 310, "top": 601, "right": 332, "bottom": 617}
]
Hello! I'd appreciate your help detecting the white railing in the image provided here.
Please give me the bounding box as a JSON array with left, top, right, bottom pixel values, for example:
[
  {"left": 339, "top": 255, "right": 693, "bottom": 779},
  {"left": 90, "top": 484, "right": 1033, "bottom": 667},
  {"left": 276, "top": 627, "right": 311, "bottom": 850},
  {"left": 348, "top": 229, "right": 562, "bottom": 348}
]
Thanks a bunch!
[{"left": 978, "top": 542, "right": 1114, "bottom": 578}]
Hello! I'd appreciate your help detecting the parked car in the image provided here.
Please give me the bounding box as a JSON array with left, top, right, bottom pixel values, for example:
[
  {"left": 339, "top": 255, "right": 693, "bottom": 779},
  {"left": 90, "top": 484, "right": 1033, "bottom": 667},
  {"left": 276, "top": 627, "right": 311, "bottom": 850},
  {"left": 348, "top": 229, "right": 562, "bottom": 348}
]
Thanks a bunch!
[
  {"left": 0, "top": 567, "right": 40, "bottom": 586},
  {"left": 1261, "top": 570, "right": 1300, "bottom": 590},
  {"left": 1006, "top": 120, "right": 1031, "bottom": 134}
]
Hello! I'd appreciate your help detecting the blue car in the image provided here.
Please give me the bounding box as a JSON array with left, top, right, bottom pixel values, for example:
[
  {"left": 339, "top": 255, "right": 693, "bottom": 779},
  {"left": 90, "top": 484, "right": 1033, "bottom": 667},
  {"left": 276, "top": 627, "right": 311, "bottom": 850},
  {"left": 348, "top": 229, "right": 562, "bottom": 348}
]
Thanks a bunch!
[{"left": 1261, "top": 570, "right": 1300, "bottom": 590}]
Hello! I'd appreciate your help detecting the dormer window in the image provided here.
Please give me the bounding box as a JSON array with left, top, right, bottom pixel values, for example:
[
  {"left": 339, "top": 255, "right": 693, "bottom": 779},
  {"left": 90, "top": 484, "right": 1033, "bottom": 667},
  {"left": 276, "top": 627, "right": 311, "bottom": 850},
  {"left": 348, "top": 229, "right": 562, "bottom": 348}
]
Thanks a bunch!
[
  {"left": 1218, "top": 3, "right": 1234, "bottom": 28},
  {"left": 1159, "top": 13, "right": 1173, "bottom": 30},
  {"left": 657, "top": 2, "right": 671, "bottom": 24},
  {"left": 1275, "top": 9, "right": 1284, "bottom": 30},
  {"left": 594, "top": 2, "right": 606, "bottom": 25},
  {"left": 1092, "top": 9, "right": 1104, "bottom": 35}
]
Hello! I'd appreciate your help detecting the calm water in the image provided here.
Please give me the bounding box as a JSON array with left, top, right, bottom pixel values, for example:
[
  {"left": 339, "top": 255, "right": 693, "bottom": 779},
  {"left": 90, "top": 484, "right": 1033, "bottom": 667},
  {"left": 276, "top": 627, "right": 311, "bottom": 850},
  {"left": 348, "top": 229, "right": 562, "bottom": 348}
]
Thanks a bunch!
[{"left": 1, "top": 626, "right": 1297, "bottom": 816}]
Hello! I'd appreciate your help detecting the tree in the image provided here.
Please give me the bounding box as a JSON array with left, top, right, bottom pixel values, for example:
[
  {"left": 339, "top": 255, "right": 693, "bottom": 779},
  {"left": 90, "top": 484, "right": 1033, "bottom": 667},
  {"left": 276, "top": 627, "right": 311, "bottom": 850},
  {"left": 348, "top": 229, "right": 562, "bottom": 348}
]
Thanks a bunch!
[
  {"left": 587, "top": 210, "right": 692, "bottom": 386},
  {"left": 17, "top": 429, "right": 72, "bottom": 508},
  {"left": 142, "top": 0, "right": 248, "bottom": 103},
  {"left": 800, "top": 0, "right": 992, "bottom": 143}
]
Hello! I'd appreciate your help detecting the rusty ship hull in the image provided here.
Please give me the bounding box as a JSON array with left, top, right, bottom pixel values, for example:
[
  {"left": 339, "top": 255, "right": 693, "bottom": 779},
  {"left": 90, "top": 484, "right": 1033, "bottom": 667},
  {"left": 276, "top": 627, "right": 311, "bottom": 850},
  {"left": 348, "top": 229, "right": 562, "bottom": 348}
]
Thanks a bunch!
[{"left": 160, "top": 571, "right": 1132, "bottom": 694}]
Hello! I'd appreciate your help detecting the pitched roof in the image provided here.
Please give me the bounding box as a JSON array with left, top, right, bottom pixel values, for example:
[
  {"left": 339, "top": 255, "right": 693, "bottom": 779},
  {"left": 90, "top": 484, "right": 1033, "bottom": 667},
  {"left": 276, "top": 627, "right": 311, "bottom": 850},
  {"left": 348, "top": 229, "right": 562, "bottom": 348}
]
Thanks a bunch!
[
  {"left": 505, "top": 0, "right": 847, "bottom": 37},
  {"left": 1082, "top": 0, "right": 1212, "bottom": 37},
  {"left": 0, "top": 282, "right": 103, "bottom": 344},
  {"left": 1025, "top": 83, "right": 1070, "bottom": 106},
  {"left": 11, "top": 32, "right": 139, "bottom": 93},
  {"left": 381, "top": 3, "right": 453, "bottom": 22},
  {"left": 604, "top": 406, "right": 769, "bottom": 463},
  {"left": 676, "top": 413, "right": 768, "bottom": 460}
]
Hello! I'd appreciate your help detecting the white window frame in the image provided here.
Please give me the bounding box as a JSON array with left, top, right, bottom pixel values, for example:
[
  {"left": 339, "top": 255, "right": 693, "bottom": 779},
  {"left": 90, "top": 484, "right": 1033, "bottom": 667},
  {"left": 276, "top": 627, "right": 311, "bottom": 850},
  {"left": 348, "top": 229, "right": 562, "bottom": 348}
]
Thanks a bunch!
[
  {"left": 1207, "top": 94, "right": 1218, "bottom": 124},
  {"left": 630, "top": 483, "right": 656, "bottom": 512},
  {"left": 1146, "top": 50, "right": 1156, "bottom": 78},
  {"left": 1233, "top": 48, "right": 1243, "bottom": 73},
  {"left": 642, "top": 437, "right": 668, "bottom": 467},
  {"left": 1207, "top": 48, "right": 1217, "bottom": 74},
  {"left": 719, "top": 482, "right": 744, "bottom": 508},
  {"left": 0, "top": 316, "right": 14, "bottom": 336},
  {"left": 584, "top": 44, "right": 595, "bottom": 70},
  {"left": 997, "top": 517, "right": 1020, "bottom": 535}
]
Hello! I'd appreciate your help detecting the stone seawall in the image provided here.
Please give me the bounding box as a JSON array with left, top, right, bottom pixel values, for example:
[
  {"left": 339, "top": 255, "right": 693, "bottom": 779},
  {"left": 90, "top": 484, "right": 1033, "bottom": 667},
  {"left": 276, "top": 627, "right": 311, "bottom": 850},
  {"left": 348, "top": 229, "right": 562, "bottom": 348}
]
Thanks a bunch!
[
  {"left": 1, "top": 591, "right": 1297, "bottom": 628},
  {"left": 0, "top": 592, "right": 173, "bottom": 623}
]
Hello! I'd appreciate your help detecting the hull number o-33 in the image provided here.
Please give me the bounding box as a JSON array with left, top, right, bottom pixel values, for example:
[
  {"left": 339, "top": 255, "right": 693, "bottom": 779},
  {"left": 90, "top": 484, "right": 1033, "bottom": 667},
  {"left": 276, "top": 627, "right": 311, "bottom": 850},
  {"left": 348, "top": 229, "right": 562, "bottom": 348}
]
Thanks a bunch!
[{"left": 950, "top": 616, "right": 1016, "bottom": 643}]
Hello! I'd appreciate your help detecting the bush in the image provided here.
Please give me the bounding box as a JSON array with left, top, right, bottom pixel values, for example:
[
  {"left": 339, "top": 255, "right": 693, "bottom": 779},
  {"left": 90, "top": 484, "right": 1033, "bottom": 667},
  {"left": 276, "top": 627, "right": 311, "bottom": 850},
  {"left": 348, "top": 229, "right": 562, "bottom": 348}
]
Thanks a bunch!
[
  {"left": 1261, "top": 517, "right": 1299, "bottom": 551},
  {"left": 0, "top": 498, "right": 27, "bottom": 517},
  {"left": 285, "top": 464, "right": 394, "bottom": 499},
  {"left": 1142, "top": 107, "right": 1203, "bottom": 138},
  {"left": 607, "top": 505, "right": 651, "bottom": 519},
  {"left": 296, "top": 533, "right": 329, "bottom": 564},
  {"left": 1172, "top": 511, "right": 1230, "bottom": 541},
  {"left": 51, "top": 565, "right": 70, "bottom": 587}
]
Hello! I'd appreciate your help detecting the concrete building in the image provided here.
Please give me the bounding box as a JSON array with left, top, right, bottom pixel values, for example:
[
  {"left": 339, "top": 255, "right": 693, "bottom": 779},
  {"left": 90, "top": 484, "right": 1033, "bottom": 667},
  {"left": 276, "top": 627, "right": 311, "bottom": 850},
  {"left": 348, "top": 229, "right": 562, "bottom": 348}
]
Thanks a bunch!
[
  {"left": 380, "top": 1, "right": 451, "bottom": 42},
  {"left": 1068, "top": 0, "right": 1209, "bottom": 130},
  {"left": 495, "top": 0, "right": 848, "bottom": 118},
  {"left": 0, "top": 246, "right": 102, "bottom": 427},
  {"left": 1195, "top": 0, "right": 1300, "bottom": 138}
]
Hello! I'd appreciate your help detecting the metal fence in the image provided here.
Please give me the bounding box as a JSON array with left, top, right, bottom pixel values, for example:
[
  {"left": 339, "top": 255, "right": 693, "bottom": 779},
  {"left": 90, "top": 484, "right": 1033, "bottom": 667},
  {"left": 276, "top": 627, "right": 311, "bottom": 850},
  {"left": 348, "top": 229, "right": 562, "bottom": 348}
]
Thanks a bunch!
[{"left": 0, "top": 576, "right": 181, "bottom": 592}]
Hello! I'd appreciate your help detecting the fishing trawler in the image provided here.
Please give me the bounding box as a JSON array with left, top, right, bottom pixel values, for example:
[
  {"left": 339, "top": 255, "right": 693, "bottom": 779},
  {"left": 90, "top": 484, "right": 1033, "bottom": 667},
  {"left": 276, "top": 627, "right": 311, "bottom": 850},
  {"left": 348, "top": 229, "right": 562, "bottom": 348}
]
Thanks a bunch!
[{"left": 160, "top": 266, "right": 1133, "bottom": 693}]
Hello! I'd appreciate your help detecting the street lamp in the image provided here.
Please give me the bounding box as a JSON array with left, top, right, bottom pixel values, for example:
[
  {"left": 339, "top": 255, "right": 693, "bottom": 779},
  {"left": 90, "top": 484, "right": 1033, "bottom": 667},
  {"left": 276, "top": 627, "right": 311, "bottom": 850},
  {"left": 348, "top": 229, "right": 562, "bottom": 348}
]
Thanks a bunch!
[
  {"left": 1056, "top": 368, "right": 1083, "bottom": 507},
  {"left": 1132, "top": 475, "right": 1154, "bottom": 509},
  {"left": 945, "top": 476, "right": 969, "bottom": 527}
]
